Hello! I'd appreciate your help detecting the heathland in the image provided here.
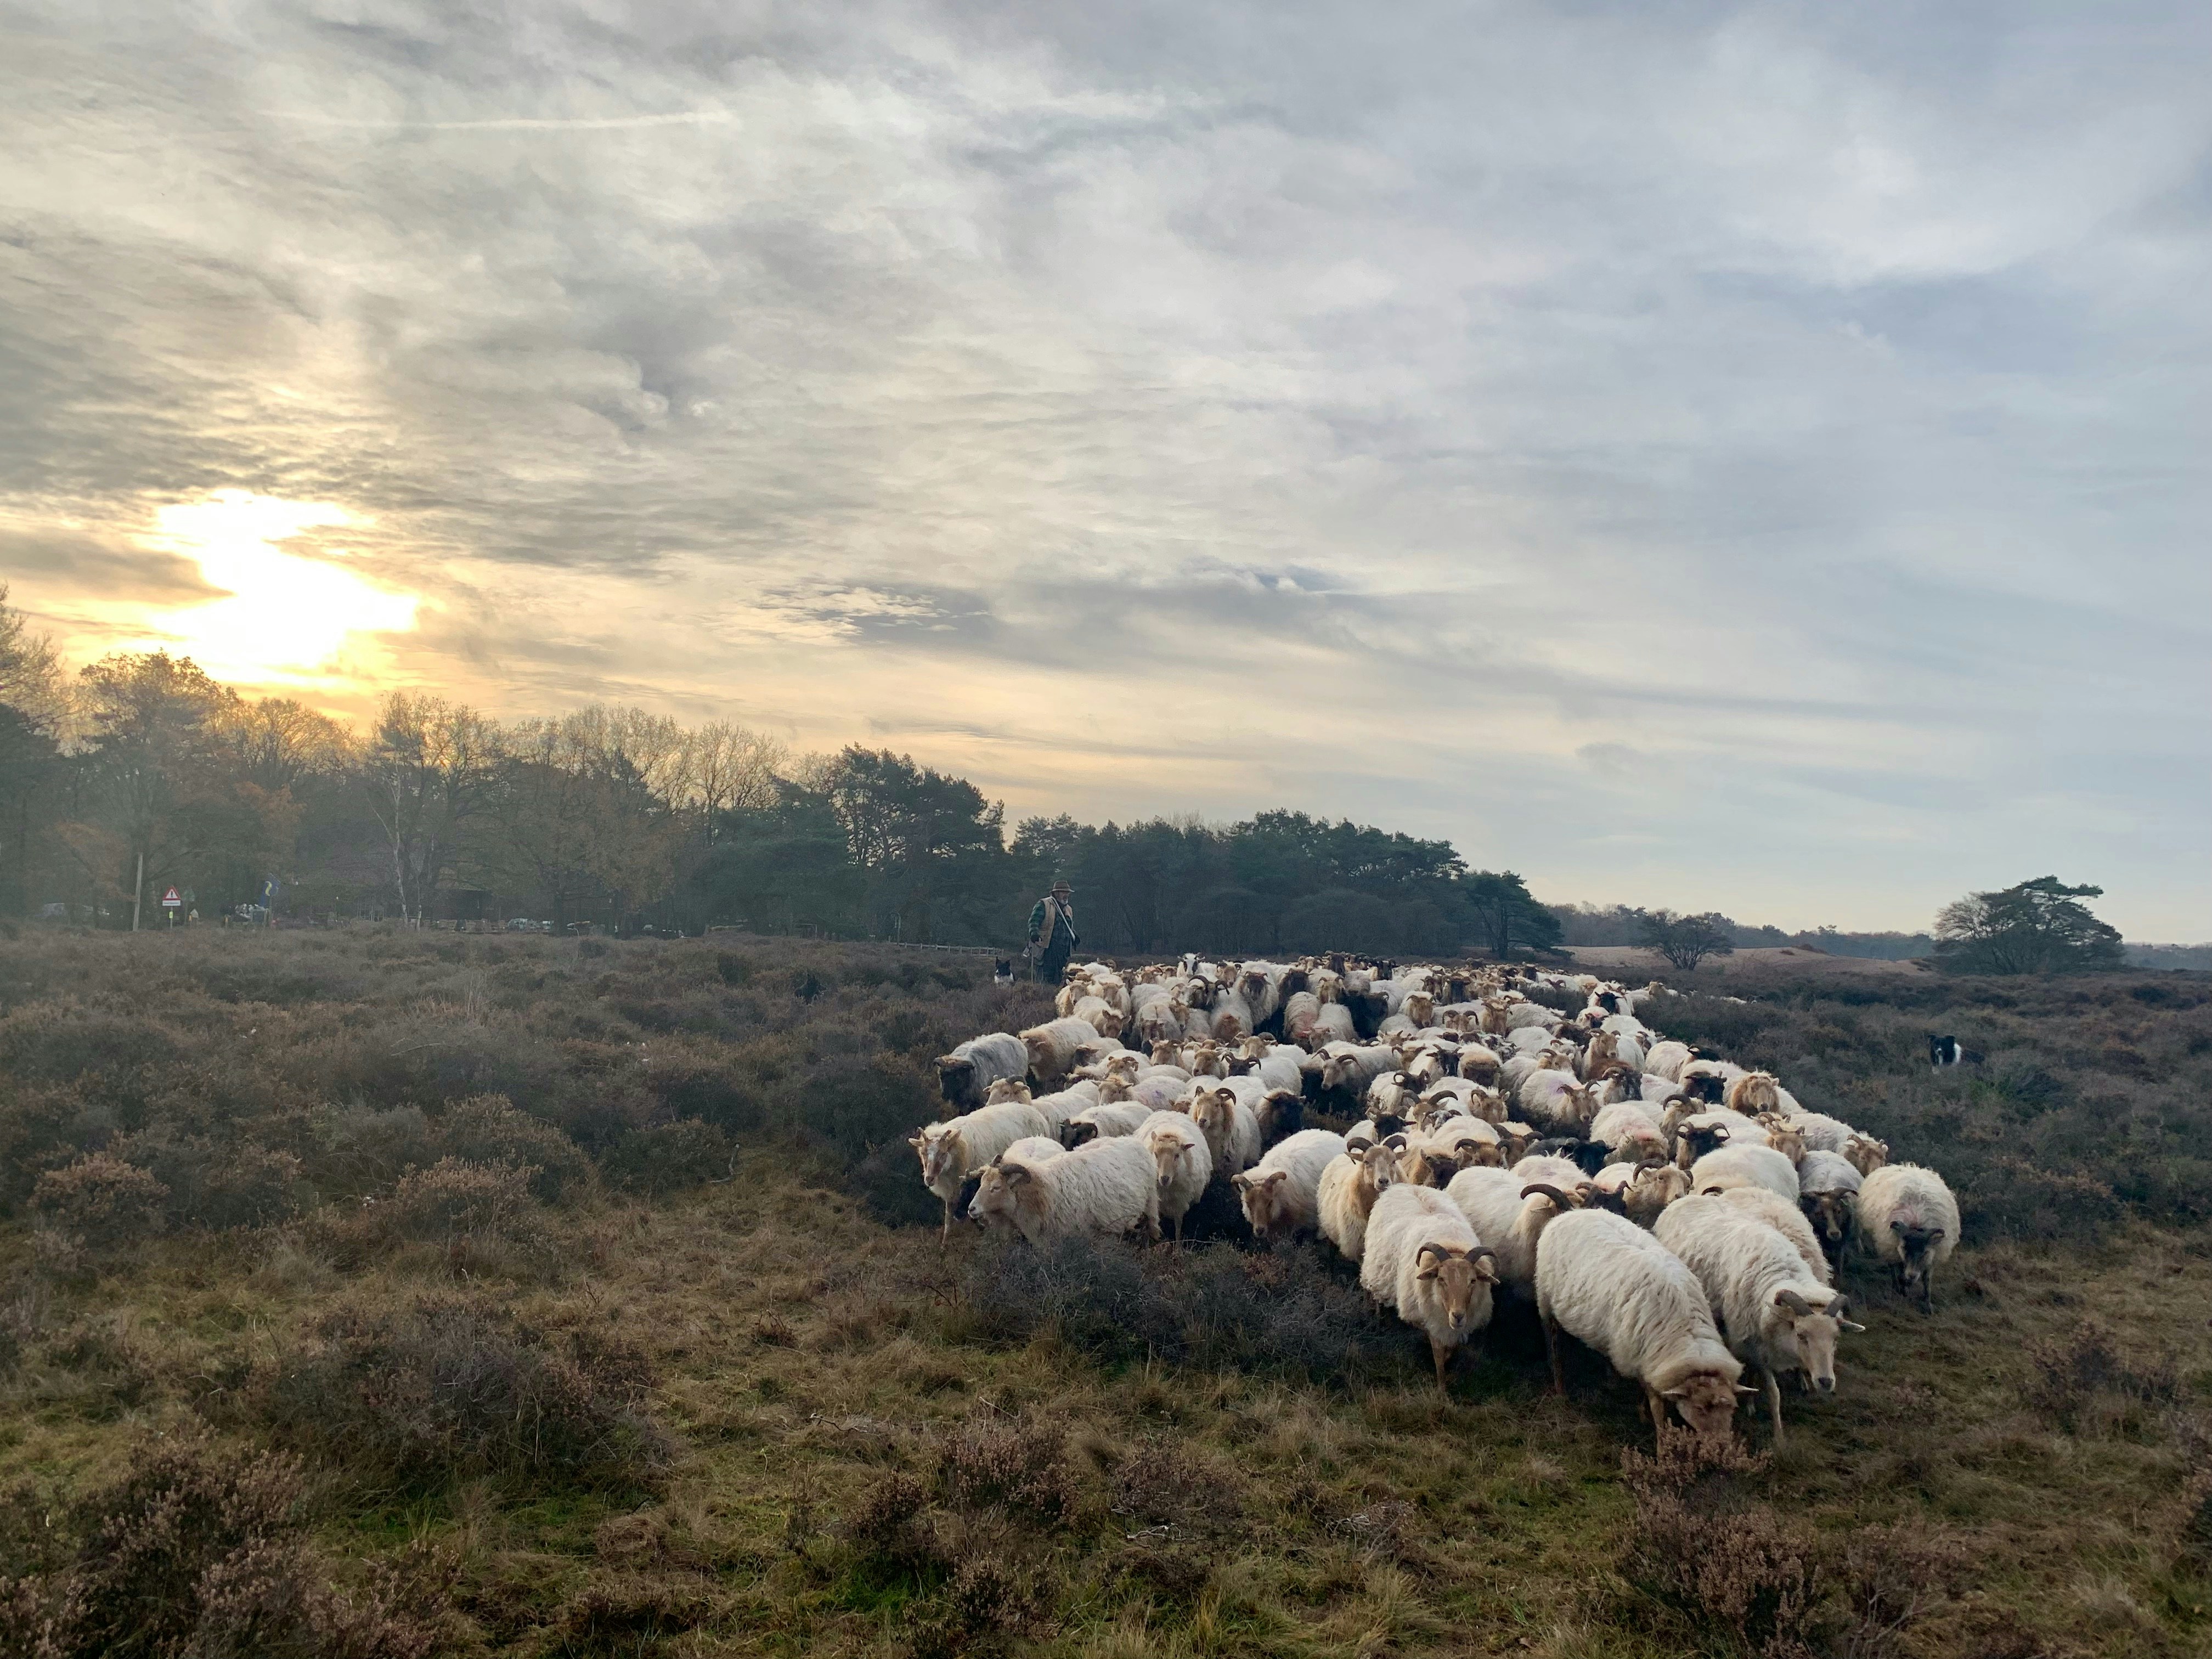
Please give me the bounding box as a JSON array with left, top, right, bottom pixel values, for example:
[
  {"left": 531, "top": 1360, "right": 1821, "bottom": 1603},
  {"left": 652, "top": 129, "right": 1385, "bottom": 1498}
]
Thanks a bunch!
[{"left": 1, "top": 927, "right": 2208, "bottom": 1658}]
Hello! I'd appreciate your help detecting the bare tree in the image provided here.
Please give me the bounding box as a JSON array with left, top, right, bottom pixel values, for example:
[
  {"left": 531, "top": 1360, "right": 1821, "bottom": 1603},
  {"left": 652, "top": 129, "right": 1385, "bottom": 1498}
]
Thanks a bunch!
[
  {"left": 685, "top": 721, "right": 786, "bottom": 831},
  {"left": 358, "top": 692, "right": 499, "bottom": 923},
  {"left": 215, "top": 698, "right": 352, "bottom": 793}
]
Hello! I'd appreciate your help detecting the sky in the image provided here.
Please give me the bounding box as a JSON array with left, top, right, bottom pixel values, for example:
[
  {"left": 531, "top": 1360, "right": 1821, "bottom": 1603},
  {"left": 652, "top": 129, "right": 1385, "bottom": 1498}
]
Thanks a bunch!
[{"left": 1, "top": 2, "right": 2207, "bottom": 938}]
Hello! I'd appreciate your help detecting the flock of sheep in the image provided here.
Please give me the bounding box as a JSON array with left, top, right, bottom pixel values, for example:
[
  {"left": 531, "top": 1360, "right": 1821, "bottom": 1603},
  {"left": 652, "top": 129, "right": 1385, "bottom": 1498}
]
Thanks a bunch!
[{"left": 912, "top": 956, "right": 1960, "bottom": 1448}]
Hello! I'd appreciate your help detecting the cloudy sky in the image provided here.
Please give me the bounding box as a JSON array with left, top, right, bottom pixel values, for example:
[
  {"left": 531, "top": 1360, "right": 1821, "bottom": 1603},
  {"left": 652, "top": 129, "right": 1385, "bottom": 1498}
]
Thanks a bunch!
[{"left": 3, "top": 2, "right": 2207, "bottom": 936}]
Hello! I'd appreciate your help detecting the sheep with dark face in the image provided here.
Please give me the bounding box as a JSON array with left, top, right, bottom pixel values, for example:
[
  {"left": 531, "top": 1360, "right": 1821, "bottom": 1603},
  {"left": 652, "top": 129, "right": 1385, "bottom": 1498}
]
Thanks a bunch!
[
  {"left": 934, "top": 1032, "right": 1029, "bottom": 1111},
  {"left": 1855, "top": 1164, "right": 1959, "bottom": 1312},
  {"left": 1796, "top": 1151, "right": 1863, "bottom": 1269}
]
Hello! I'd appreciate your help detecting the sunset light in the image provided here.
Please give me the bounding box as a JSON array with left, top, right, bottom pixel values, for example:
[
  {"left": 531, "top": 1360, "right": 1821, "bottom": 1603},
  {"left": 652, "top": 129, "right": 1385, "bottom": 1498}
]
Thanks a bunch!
[{"left": 137, "top": 490, "right": 418, "bottom": 686}]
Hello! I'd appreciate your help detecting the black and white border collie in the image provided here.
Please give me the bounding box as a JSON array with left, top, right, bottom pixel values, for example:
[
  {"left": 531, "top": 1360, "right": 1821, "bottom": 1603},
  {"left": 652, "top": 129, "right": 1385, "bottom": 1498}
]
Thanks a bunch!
[
  {"left": 1927, "top": 1034, "right": 1984, "bottom": 1068},
  {"left": 992, "top": 958, "right": 1014, "bottom": 985}
]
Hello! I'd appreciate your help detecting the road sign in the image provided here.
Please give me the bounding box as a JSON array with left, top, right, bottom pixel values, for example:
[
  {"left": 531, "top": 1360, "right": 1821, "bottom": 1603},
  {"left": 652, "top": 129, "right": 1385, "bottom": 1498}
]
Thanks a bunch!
[{"left": 161, "top": 887, "right": 183, "bottom": 910}]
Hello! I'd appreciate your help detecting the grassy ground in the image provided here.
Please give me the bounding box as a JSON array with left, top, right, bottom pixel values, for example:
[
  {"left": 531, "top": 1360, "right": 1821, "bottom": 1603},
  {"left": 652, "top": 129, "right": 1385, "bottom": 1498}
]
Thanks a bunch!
[{"left": 1, "top": 929, "right": 2208, "bottom": 1657}]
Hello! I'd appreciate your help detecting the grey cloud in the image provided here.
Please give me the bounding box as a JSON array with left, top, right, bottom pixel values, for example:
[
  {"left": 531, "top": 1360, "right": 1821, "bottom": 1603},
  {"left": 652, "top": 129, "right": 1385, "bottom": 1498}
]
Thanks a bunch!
[{"left": 0, "top": 527, "right": 227, "bottom": 604}]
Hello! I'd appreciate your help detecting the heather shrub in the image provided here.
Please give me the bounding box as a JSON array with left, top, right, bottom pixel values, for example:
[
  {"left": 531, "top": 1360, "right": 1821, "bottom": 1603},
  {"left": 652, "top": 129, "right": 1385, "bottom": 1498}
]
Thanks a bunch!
[
  {"left": 337, "top": 1157, "right": 554, "bottom": 1272},
  {"left": 2023, "top": 1318, "right": 2181, "bottom": 1435},
  {"left": 0, "top": 1431, "right": 450, "bottom": 1658},
  {"left": 108, "top": 1129, "right": 304, "bottom": 1230},
  {"left": 290, "top": 1104, "right": 441, "bottom": 1196},
  {"left": 1618, "top": 1434, "right": 1824, "bottom": 1658},
  {"left": 256, "top": 1296, "right": 674, "bottom": 1493},
  {"left": 31, "top": 1153, "right": 169, "bottom": 1249},
  {"left": 600, "top": 1118, "right": 736, "bottom": 1195},
  {"left": 936, "top": 1414, "right": 1077, "bottom": 1527},
  {"left": 434, "top": 1093, "right": 591, "bottom": 1201},
  {"left": 957, "top": 1235, "right": 1404, "bottom": 1379}
]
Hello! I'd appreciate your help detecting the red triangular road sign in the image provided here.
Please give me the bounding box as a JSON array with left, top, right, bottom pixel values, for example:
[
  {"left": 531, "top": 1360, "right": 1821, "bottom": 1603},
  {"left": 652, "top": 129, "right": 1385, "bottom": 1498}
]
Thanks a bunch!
[{"left": 162, "top": 887, "right": 182, "bottom": 904}]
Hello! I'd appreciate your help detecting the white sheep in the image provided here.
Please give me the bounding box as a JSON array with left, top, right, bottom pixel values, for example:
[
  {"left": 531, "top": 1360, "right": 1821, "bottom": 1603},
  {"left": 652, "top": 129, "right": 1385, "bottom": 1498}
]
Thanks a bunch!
[
  {"left": 1312, "top": 1002, "right": 1359, "bottom": 1045},
  {"left": 1023, "top": 1081, "right": 1102, "bottom": 1138},
  {"left": 1233, "top": 1128, "right": 1346, "bottom": 1243},
  {"left": 1208, "top": 989, "right": 1256, "bottom": 1042},
  {"left": 1509, "top": 1152, "right": 1590, "bottom": 1195},
  {"left": 1534, "top": 1208, "right": 1750, "bottom": 1448},
  {"left": 1642, "top": 1040, "right": 1692, "bottom": 1084},
  {"left": 1072, "top": 995, "right": 1126, "bottom": 1042},
  {"left": 1690, "top": 1144, "right": 1801, "bottom": 1203},
  {"left": 1519, "top": 1069, "right": 1598, "bottom": 1136},
  {"left": 1590, "top": 1101, "right": 1668, "bottom": 1166},
  {"left": 1418, "top": 1113, "right": 1505, "bottom": 1171},
  {"left": 1190, "top": 1085, "right": 1264, "bottom": 1178},
  {"left": 1022, "top": 1017, "right": 1118, "bottom": 1085},
  {"left": 1855, "top": 1164, "right": 1960, "bottom": 1313},
  {"left": 1360, "top": 1184, "right": 1499, "bottom": 1392},
  {"left": 1000, "top": 1136, "right": 1064, "bottom": 1165},
  {"left": 1774, "top": 1110, "right": 1860, "bottom": 1155},
  {"left": 1592, "top": 1159, "right": 1693, "bottom": 1227},
  {"left": 934, "top": 1032, "right": 1029, "bottom": 1111},
  {"left": 1063, "top": 1100, "right": 1155, "bottom": 1146},
  {"left": 983, "top": 1078, "right": 1034, "bottom": 1105},
  {"left": 1444, "top": 1166, "right": 1578, "bottom": 1296},
  {"left": 967, "top": 1135, "right": 1161, "bottom": 1244},
  {"left": 1712, "top": 1185, "right": 1832, "bottom": 1285},
  {"left": 1654, "top": 1194, "right": 1861, "bottom": 1446},
  {"left": 911, "top": 1099, "right": 1051, "bottom": 1239},
  {"left": 1317, "top": 1142, "right": 1400, "bottom": 1262},
  {"left": 1138, "top": 1110, "right": 1214, "bottom": 1244}
]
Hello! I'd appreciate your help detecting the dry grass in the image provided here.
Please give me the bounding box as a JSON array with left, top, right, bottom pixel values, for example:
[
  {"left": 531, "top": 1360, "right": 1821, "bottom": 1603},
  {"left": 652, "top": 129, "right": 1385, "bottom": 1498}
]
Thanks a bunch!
[{"left": 0, "top": 930, "right": 2207, "bottom": 1656}]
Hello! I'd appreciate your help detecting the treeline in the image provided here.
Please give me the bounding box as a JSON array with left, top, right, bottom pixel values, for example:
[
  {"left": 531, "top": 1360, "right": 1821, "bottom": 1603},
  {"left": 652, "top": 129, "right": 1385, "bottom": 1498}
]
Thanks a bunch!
[
  {"left": 0, "top": 600, "right": 1565, "bottom": 952},
  {"left": 0, "top": 598, "right": 2142, "bottom": 961}
]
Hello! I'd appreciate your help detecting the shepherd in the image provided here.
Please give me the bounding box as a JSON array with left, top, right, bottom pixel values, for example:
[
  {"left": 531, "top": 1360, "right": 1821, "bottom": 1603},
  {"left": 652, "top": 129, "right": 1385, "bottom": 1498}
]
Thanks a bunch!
[{"left": 1028, "top": 879, "right": 1079, "bottom": 986}]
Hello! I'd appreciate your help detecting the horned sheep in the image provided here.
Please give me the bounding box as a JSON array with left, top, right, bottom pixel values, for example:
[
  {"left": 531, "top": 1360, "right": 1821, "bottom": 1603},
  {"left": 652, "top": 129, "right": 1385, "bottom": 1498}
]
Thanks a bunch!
[
  {"left": 912, "top": 1099, "right": 1050, "bottom": 1239},
  {"left": 967, "top": 1135, "right": 1161, "bottom": 1244},
  {"left": 934, "top": 1032, "right": 1029, "bottom": 1111},
  {"left": 1444, "top": 1167, "right": 1577, "bottom": 1296},
  {"left": 1796, "top": 1151, "right": 1863, "bottom": 1268},
  {"left": 1654, "top": 1194, "right": 1860, "bottom": 1446},
  {"left": 1360, "top": 1184, "right": 1499, "bottom": 1392},
  {"left": 1022, "top": 1017, "right": 1118, "bottom": 1086},
  {"left": 1233, "top": 1128, "right": 1347, "bottom": 1243},
  {"left": 1535, "top": 1208, "right": 1750, "bottom": 1448},
  {"left": 1317, "top": 1142, "right": 1400, "bottom": 1262}
]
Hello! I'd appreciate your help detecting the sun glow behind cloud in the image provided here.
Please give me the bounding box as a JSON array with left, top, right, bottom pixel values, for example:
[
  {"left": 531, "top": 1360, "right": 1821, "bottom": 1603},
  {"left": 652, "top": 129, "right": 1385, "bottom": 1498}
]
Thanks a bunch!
[{"left": 131, "top": 491, "right": 419, "bottom": 689}]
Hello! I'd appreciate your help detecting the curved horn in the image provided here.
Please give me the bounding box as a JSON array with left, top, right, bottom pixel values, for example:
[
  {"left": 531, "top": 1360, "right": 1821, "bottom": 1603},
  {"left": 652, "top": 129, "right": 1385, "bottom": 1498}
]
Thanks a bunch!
[
  {"left": 1775, "top": 1288, "right": 1813, "bottom": 1316},
  {"left": 1519, "top": 1182, "right": 1575, "bottom": 1209}
]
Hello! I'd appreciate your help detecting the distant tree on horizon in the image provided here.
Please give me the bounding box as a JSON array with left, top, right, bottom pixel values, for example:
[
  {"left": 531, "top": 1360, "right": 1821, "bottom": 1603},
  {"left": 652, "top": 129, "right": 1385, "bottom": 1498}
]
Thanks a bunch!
[
  {"left": 1639, "top": 909, "right": 1736, "bottom": 972},
  {"left": 1933, "top": 877, "right": 2124, "bottom": 975}
]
